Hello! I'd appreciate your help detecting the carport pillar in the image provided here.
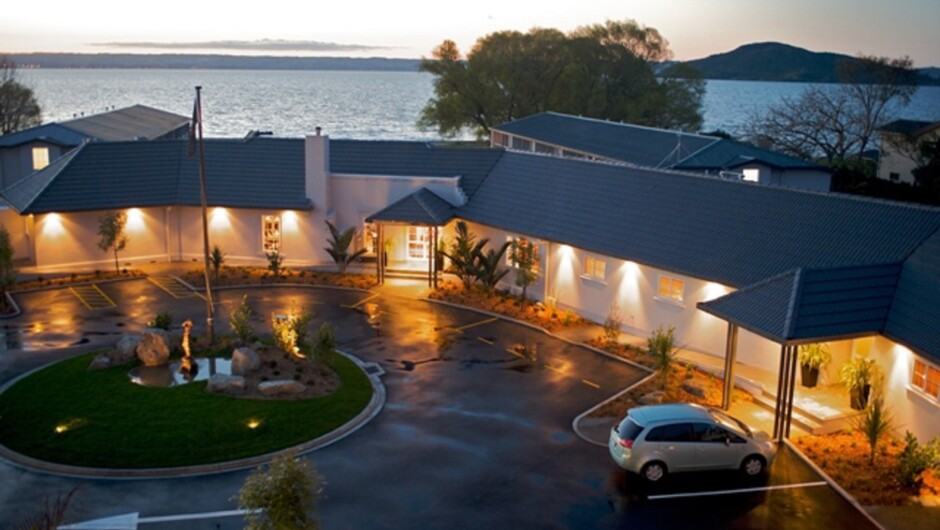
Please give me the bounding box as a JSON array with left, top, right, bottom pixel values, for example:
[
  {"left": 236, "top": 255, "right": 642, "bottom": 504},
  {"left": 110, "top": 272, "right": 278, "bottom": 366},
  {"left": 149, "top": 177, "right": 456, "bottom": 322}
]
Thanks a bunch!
[
  {"left": 772, "top": 344, "right": 798, "bottom": 441},
  {"left": 721, "top": 323, "right": 739, "bottom": 410},
  {"left": 377, "top": 223, "right": 385, "bottom": 285}
]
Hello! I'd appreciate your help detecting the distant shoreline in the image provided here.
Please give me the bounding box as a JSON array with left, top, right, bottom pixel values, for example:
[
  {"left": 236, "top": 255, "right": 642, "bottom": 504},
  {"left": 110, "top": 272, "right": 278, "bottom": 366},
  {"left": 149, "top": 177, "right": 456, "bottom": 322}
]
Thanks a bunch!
[{"left": 7, "top": 53, "right": 422, "bottom": 72}]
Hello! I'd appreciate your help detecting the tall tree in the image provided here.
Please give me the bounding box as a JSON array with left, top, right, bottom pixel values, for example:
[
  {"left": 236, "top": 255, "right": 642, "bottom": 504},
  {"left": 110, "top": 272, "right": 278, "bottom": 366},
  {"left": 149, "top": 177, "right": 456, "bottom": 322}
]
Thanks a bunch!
[
  {"left": 418, "top": 20, "right": 704, "bottom": 138},
  {"left": 0, "top": 225, "right": 17, "bottom": 313},
  {"left": 0, "top": 57, "right": 41, "bottom": 134},
  {"left": 748, "top": 55, "right": 917, "bottom": 165},
  {"left": 97, "top": 211, "right": 128, "bottom": 273}
]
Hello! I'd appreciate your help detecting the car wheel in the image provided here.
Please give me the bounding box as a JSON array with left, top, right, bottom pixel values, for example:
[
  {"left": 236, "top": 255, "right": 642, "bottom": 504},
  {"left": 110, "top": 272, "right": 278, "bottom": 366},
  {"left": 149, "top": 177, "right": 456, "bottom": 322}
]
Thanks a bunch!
[
  {"left": 741, "top": 455, "right": 765, "bottom": 476},
  {"left": 640, "top": 461, "right": 667, "bottom": 483}
]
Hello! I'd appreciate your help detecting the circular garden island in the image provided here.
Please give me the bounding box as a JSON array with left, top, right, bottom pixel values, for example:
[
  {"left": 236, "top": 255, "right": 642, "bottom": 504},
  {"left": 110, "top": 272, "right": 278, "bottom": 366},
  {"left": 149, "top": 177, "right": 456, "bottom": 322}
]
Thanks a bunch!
[{"left": 0, "top": 326, "right": 373, "bottom": 470}]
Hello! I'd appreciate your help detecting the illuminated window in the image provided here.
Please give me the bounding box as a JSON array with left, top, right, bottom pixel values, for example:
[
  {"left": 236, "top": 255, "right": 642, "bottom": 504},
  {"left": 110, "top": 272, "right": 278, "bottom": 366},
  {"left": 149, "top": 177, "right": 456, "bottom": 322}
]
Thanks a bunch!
[
  {"left": 657, "top": 275, "right": 685, "bottom": 304},
  {"left": 407, "top": 226, "right": 430, "bottom": 260},
  {"left": 742, "top": 168, "right": 760, "bottom": 182},
  {"left": 32, "top": 147, "right": 50, "bottom": 170},
  {"left": 262, "top": 215, "right": 281, "bottom": 253},
  {"left": 583, "top": 255, "right": 606, "bottom": 281},
  {"left": 912, "top": 358, "right": 940, "bottom": 400}
]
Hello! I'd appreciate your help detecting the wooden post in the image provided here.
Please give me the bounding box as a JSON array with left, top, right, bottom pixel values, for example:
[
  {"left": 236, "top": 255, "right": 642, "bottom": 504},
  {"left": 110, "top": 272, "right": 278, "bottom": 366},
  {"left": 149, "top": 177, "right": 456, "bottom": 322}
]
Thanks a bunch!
[
  {"left": 721, "top": 323, "right": 739, "bottom": 410},
  {"left": 784, "top": 345, "right": 798, "bottom": 438},
  {"left": 377, "top": 224, "right": 384, "bottom": 285},
  {"left": 773, "top": 344, "right": 787, "bottom": 440}
]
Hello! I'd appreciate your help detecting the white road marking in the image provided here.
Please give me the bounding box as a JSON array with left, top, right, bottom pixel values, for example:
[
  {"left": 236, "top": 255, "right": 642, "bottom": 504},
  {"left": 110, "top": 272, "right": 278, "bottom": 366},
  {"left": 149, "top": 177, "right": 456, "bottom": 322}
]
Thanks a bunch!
[{"left": 647, "top": 481, "right": 828, "bottom": 500}]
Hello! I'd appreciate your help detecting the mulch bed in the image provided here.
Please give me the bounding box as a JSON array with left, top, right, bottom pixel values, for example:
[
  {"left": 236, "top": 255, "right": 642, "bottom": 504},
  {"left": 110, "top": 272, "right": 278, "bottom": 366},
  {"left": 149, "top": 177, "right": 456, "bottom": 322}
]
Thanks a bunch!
[
  {"left": 233, "top": 344, "right": 341, "bottom": 400},
  {"left": 428, "top": 280, "right": 589, "bottom": 332},
  {"left": 11, "top": 269, "right": 145, "bottom": 291},
  {"left": 181, "top": 266, "right": 376, "bottom": 290}
]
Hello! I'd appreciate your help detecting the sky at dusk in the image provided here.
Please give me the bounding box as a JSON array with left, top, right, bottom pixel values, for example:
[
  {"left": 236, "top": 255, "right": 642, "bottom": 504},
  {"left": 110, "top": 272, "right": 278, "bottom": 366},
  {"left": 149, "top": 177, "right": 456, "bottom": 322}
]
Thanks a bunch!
[{"left": 2, "top": 0, "right": 938, "bottom": 66}]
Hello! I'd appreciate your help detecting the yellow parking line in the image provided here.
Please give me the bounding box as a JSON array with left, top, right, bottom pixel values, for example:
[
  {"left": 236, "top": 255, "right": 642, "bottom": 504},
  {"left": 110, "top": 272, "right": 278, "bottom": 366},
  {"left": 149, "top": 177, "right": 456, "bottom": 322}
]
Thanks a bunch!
[
  {"left": 69, "top": 287, "right": 93, "bottom": 310},
  {"left": 454, "top": 317, "right": 498, "bottom": 332},
  {"left": 91, "top": 284, "right": 117, "bottom": 307},
  {"left": 148, "top": 277, "right": 182, "bottom": 298},
  {"left": 477, "top": 337, "right": 494, "bottom": 345},
  {"left": 581, "top": 379, "right": 600, "bottom": 389},
  {"left": 342, "top": 293, "right": 380, "bottom": 309},
  {"left": 544, "top": 363, "right": 564, "bottom": 374},
  {"left": 506, "top": 348, "right": 525, "bottom": 359}
]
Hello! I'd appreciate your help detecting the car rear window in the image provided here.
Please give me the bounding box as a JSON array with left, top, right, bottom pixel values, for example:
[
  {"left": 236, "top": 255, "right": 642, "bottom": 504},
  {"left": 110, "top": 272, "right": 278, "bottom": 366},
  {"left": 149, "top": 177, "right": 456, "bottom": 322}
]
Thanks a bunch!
[
  {"left": 645, "top": 423, "right": 693, "bottom": 442},
  {"left": 616, "top": 416, "right": 644, "bottom": 441}
]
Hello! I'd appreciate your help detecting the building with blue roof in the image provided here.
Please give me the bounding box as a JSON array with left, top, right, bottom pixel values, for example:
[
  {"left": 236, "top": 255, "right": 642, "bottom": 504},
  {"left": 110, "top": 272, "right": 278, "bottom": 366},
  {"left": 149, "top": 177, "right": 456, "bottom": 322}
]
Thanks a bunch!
[
  {"left": 490, "top": 112, "right": 832, "bottom": 192},
  {"left": 1, "top": 129, "right": 939, "bottom": 442}
]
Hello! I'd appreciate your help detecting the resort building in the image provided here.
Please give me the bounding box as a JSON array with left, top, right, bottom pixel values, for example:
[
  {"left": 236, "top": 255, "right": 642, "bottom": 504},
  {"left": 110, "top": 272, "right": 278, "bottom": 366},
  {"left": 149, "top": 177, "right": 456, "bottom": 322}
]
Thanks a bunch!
[
  {"left": 876, "top": 119, "right": 940, "bottom": 185},
  {"left": 0, "top": 127, "right": 938, "bottom": 443}
]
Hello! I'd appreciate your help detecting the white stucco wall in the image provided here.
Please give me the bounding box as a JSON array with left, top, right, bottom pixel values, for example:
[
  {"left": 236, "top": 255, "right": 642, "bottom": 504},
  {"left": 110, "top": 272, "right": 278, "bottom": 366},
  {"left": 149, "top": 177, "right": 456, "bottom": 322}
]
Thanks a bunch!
[{"left": 868, "top": 337, "right": 940, "bottom": 441}]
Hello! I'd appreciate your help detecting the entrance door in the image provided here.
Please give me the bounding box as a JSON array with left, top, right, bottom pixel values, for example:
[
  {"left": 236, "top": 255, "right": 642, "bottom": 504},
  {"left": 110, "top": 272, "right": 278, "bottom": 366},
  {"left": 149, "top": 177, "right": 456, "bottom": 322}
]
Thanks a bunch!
[{"left": 407, "top": 226, "right": 430, "bottom": 260}]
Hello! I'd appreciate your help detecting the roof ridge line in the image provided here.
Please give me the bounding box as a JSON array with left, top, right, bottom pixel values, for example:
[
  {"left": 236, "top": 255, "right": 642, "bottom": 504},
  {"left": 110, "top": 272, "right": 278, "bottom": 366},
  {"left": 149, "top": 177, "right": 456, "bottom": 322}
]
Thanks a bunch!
[
  {"left": 9, "top": 143, "right": 87, "bottom": 213},
  {"left": 782, "top": 267, "right": 803, "bottom": 341}
]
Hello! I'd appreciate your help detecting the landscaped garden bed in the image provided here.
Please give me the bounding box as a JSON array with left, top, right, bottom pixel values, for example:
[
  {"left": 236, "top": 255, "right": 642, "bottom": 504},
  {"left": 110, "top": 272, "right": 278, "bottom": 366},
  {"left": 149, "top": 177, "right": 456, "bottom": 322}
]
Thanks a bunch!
[
  {"left": 0, "top": 346, "right": 372, "bottom": 468},
  {"left": 181, "top": 266, "right": 376, "bottom": 290},
  {"left": 11, "top": 269, "right": 145, "bottom": 291},
  {"left": 428, "top": 279, "right": 588, "bottom": 332}
]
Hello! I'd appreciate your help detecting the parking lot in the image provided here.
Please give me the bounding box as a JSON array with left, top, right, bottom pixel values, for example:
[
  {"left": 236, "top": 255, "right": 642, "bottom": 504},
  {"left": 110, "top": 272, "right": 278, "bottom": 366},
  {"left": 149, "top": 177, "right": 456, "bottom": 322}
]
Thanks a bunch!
[{"left": 0, "top": 278, "right": 880, "bottom": 529}]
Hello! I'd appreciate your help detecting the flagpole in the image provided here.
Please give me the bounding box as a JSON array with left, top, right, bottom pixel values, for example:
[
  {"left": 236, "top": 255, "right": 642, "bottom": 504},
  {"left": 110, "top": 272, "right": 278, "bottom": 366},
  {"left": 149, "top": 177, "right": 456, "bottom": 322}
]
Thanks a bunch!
[{"left": 195, "top": 86, "right": 215, "bottom": 344}]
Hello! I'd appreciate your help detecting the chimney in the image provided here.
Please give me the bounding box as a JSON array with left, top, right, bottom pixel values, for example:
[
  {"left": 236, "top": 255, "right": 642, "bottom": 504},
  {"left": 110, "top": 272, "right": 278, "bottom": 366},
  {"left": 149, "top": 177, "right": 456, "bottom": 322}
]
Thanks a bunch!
[{"left": 305, "top": 128, "right": 329, "bottom": 213}]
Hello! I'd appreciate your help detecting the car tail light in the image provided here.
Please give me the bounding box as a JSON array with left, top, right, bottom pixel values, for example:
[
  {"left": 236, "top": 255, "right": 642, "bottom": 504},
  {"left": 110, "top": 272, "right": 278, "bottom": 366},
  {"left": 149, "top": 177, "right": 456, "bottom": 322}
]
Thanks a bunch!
[{"left": 619, "top": 439, "right": 633, "bottom": 449}]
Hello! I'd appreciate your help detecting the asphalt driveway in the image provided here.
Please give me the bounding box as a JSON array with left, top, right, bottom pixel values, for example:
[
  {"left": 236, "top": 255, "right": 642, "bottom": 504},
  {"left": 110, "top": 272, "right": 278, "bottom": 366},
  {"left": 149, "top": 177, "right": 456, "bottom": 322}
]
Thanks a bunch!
[{"left": 0, "top": 280, "right": 880, "bottom": 529}]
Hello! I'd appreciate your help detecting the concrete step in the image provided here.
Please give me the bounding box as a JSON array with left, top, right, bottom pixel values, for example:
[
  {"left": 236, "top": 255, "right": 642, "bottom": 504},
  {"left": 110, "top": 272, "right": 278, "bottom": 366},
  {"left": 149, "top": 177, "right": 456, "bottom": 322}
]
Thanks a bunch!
[
  {"left": 751, "top": 392, "right": 824, "bottom": 434},
  {"left": 384, "top": 268, "right": 432, "bottom": 280}
]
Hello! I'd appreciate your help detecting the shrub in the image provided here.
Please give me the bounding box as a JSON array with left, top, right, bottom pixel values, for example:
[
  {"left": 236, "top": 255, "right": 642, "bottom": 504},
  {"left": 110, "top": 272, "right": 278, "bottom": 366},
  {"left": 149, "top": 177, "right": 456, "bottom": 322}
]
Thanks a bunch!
[
  {"left": 292, "top": 305, "right": 316, "bottom": 347},
  {"left": 898, "top": 431, "right": 940, "bottom": 489},
  {"left": 266, "top": 251, "right": 284, "bottom": 278},
  {"left": 648, "top": 325, "right": 678, "bottom": 388},
  {"left": 147, "top": 311, "right": 173, "bottom": 331},
  {"left": 856, "top": 397, "right": 894, "bottom": 465},
  {"left": 602, "top": 303, "right": 623, "bottom": 344},
  {"left": 235, "top": 452, "right": 325, "bottom": 530},
  {"left": 209, "top": 245, "right": 225, "bottom": 281},
  {"left": 313, "top": 322, "right": 337, "bottom": 364},
  {"left": 230, "top": 295, "right": 255, "bottom": 344},
  {"left": 272, "top": 314, "right": 298, "bottom": 355}
]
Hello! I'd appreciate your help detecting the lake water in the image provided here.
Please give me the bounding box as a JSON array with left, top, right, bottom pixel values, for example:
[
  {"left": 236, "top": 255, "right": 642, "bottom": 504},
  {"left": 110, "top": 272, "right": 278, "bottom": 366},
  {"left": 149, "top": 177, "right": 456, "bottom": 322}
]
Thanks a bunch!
[{"left": 17, "top": 69, "right": 940, "bottom": 140}]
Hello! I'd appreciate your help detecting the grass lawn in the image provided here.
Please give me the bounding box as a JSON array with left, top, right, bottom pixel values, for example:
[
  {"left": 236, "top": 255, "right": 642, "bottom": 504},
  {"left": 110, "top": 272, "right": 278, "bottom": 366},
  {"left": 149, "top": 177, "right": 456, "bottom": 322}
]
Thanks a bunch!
[{"left": 0, "top": 352, "right": 373, "bottom": 468}]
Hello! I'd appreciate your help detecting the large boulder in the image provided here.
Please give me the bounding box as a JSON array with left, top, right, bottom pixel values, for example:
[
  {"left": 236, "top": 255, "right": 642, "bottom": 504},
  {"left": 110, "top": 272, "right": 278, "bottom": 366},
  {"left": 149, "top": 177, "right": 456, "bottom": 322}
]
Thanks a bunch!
[
  {"left": 231, "top": 347, "right": 261, "bottom": 375},
  {"left": 113, "top": 334, "right": 142, "bottom": 364},
  {"left": 681, "top": 381, "right": 706, "bottom": 398},
  {"left": 206, "top": 374, "right": 246, "bottom": 395},
  {"left": 638, "top": 390, "right": 666, "bottom": 405},
  {"left": 137, "top": 332, "right": 170, "bottom": 366},
  {"left": 258, "top": 380, "right": 306, "bottom": 397},
  {"left": 88, "top": 354, "right": 113, "bottom": 370}
]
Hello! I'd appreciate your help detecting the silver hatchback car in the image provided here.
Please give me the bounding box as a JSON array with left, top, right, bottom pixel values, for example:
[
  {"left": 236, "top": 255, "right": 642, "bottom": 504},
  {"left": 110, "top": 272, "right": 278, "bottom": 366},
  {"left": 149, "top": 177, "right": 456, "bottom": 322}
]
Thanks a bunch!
[{"left": 608, "top": 403, "right": 776, "bottom": 482}]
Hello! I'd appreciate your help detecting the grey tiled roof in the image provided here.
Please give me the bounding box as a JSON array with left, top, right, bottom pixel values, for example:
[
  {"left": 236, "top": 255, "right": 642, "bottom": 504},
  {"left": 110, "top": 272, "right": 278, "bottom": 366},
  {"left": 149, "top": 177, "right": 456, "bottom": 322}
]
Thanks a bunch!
[
  {"left": 698, "top": 263, "right": 903, "bottom": 344},
  {"left": 456, "top": 152, "right": 940, "bottom": 288},
  {"left": 0, "top": 123, "right": 89, "bottom": 148},
  {"left": 884, "top": 229, "right": 940, "bottom": 359},
  {"left": 63, "top": 105, "right": 189, "bottom": 141},
  {"left": 878, "top": 119, "right": 938, "bottom": 136},
  {"left": 3, "top": 138, "right": 310, "bottom": 213},
  {"left": 330, "top": 140, "right": 504, "bottom": 197},
  {"left": 366, "top": 188, "right": 455, "bottom": 224},
  {"left": 491, "top": 112, "right": 716, "bottom": 168},
  {"left": 673, "top": 139, "right": 823, "bottom": 170}
]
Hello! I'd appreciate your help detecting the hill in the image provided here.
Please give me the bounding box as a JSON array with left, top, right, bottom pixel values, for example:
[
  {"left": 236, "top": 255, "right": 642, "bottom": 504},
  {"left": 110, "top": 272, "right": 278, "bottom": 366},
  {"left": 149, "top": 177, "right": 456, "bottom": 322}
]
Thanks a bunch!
[
  {"left": 8, "top": 53, "right": 420, "bottom": 72},
  {"left": 681, "top": 42, "right": 938, "bottom": 84}
]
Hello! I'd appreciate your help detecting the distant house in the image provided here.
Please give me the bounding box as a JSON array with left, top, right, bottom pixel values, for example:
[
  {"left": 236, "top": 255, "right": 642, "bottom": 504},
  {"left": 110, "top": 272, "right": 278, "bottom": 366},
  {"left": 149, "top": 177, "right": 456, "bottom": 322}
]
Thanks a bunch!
[
  {"left": 2, "top": 130, "right": 940, "bottom": 444},
  {"left": 489, "top": 112, "right": 833, "bottom": 192},
  {"left": 0, "top": 104, "right": 189, "bottom": 189},
  {"left": 877, "top": 119, "right": 940, "bottom": 185}
]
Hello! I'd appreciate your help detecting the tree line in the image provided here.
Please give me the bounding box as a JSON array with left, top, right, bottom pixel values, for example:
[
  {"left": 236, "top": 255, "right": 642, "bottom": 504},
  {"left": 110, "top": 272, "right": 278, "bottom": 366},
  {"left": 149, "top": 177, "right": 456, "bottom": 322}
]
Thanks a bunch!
[{"left": 417, "top": 19, "right": 706, "bottom": 138}]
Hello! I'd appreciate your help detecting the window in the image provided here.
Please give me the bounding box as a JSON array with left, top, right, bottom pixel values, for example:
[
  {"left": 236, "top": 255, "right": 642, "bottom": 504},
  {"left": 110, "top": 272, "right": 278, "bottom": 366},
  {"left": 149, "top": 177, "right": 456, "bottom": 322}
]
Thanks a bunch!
[
  {"left": 511, "top": 137, "right": 532, "bottom": 151},
  {"left": 32, "top": 147, "right": 50, "bottom": 171},
  {"left": 534, "top": 142, "right": 556, "bottom": 155},
  {"left": 742, "top": 168, "right": 760, "bottom": 182},
  {"left": 657, "top": 275, "right": 685, "bottom": 304},
  {"left": 645, "top": 423, "right": 692, "bottom": 442},
  {"left": 262, "top": 215, "right": 281, "bottom": 253},
  {"left": 583, "top": 255, "right": 606, "bottom": 281},
  {"left": 912, "top": 358, "right": 940, "bottom": 400},
  {"left": 408, "top": 226, "right": 430, "bottom": 260},
  {"left": 492, "top": 132, "right": 509, "bottom": 148},
  {"left": 889, "top": 172, "right": 900, "bottom": 182},
  {"left": 362, "top": 221, "right": 378, "bottom": 255}
]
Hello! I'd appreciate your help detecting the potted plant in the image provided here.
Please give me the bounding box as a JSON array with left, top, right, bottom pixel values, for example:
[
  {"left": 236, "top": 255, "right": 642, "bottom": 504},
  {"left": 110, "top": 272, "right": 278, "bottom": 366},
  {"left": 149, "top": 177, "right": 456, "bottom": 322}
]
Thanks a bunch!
[
  {"left": 840, "top": 357, "right": 882, "bottom": 410},
  {"left": 797, "top": 343, "right": 831, "bottom": 388}
]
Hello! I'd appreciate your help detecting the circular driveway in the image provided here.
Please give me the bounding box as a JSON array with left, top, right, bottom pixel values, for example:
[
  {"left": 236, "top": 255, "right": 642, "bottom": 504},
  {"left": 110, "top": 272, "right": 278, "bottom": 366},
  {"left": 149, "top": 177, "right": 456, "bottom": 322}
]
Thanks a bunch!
[{"left": 0, "top": 279, "right": 880, "bottom": 529}]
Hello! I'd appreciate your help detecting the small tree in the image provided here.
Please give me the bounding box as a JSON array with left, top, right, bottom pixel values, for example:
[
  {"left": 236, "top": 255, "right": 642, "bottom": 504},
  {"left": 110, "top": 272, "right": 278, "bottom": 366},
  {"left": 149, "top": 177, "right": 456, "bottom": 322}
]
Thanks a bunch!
[
  {"left": 14, "top": 486, "right": 79, "bottom": 530},
  {"left": 0, "top": 225, "right": 17, "bottom": 313},
  {"left": 97, "top": 211, "right": 128, "bottom": 273},
  {"left": 856, "top": 397, "right": 894, "bottom": 465},
  {"left": 235, "top": 451, "right": 325, "bottom": 530},
  {"left": 647, "top": 325, "right": 678, "bottom": 388},
  {"left": 509, "top": 238, "right": 540, "bottom": 307},
  {"left": 267, "top": 251, "right": 284, "bottom": 278},
  {"left": 209, "top": 245, "right": 225, "bottom": 281},
  {"left": 324, "top": 220, "right": 366, "bottom": 274},
  {"left": 0, "top": 57, "right": 42, "bottom": 135},
  {"left": 444, "top": 221, "right": 486, "bottom": 289},
  {"left": 230, "top": 295, "right": 255, "bottom": 344}
]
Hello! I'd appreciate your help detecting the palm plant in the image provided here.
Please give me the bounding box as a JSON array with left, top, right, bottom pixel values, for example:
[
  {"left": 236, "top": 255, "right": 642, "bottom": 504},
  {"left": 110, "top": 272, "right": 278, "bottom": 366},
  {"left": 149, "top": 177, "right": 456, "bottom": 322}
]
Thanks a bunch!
[
  {"left": 647, "top": 325, "right": 678, "bottom": 389},
  {"left": 209, "top": 245, "right": 226, "bottom": 281},
  {"left": 443, "top": 221, "right": 486, "bottom": 289},
  {"left": 856, "top": 397, "right": 893, "bottom": 465},
  {"left": 324, "top": 220, "right": 367, "bottom": 274},
  {"left": 472, "top": 241, "right": 510, "bottom": 291}
]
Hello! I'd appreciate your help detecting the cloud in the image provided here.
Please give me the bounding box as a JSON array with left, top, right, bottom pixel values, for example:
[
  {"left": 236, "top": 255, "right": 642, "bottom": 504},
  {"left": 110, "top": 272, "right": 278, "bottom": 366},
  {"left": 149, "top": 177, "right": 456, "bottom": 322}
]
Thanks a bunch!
[{"left": 90, "top": 38, "right": 386, "bottom": 52}]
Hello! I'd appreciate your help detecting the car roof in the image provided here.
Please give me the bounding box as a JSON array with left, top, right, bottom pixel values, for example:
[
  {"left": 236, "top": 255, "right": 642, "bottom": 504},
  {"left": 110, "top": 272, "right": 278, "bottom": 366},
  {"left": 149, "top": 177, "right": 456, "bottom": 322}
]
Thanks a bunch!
[{"left": 629, "top": 403, "right": 712, "bottom": 425}]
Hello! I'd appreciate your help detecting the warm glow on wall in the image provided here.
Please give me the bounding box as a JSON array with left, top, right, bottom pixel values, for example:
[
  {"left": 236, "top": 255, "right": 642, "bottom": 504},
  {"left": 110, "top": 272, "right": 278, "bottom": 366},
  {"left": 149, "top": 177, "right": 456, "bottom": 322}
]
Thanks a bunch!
[
  {"left": 888, "top": 341, "right": 913, "bottom": 391},
  {"left": 703, "top": 281, "right": 730, "bottom": 301},
  {"left": 616, "top": 261, "right": 643, "bottom": 327},
  {"left": 554, "top": 244, "right": 577, "bottom": 292},
  {"left": 126, "top": 208, "right": 145, "bottom": 232},
  {"left": 42, "top": 213, "right": 65, "bottom": 237},
  {"left": 210, "top": 207, "right": 231, "bottom": 231},
  {"left": 282, "top": 211, "right": 299, "bottom": 233}
]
